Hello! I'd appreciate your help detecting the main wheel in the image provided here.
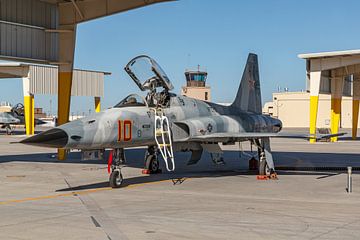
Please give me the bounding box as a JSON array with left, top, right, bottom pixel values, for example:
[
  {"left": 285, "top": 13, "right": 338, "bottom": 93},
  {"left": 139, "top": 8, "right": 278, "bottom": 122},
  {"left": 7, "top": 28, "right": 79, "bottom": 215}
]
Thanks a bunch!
[
  {"left": 145, "top": 154, "right": 160, "bottom": 174},
  {"left": 5, "top": 126, "right": 12, "bottom": 135},
  {"left": 109, "top": 170, "right": 123, "bottom": 188},
  {"left": 259, "top": 158, "right": 267, "bottom": 176},
  {"left": 149, "top": 155, "right": 160, "bottom": 174}
]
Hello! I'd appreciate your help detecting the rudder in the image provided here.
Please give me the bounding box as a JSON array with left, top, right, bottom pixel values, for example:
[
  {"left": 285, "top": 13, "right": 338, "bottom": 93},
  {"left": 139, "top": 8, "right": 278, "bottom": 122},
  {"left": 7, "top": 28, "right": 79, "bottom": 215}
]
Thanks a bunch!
[{"left": 231, "top": 53, "right": 262, "bottom": 113}]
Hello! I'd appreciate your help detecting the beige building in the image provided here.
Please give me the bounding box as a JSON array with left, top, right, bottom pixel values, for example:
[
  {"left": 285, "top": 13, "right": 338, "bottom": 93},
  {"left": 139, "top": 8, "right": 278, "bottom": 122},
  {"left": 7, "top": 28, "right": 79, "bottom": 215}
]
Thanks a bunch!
[
  {"left": 0, "top": 102, "right": 11, "bottom": 113},
  {"left": 263, "top": 91, "right": 359, "bottom": 129}
]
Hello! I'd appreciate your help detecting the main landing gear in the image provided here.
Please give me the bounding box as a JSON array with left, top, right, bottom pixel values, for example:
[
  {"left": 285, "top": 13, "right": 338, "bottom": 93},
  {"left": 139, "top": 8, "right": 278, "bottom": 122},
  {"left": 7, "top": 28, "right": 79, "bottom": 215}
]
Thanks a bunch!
[
  {"left": 109, "top": 148, "right": 126, "bottom": 188},
  {"left": 254, "top": 138, "right": 278, "bottom": 180},
  {"left": 143, "top": 146, "right": 161, "bottom": 174},
  {"left": 2, "top": 124, "right": 13, "bottom": 135}
]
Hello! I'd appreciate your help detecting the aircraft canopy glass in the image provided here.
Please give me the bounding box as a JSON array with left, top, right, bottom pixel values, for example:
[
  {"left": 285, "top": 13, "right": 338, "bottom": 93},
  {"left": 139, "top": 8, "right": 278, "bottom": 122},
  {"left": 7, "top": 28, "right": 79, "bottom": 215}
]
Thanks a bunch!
[
  {"left": 125, "top": 55, "right": 174, "bottom": 91},
  {"left": 114, "top": 94, "right": 147, "bottom": 108}
]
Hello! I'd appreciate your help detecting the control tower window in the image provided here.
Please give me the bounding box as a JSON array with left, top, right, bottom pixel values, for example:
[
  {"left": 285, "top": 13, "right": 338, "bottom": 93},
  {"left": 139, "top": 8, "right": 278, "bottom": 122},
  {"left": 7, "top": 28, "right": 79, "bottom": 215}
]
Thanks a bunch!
[
  {"left": 185, "top": 70, "right": 208, "bottom": 87},
  {"left": 191, "top": 74, "right": 205, "bottom": 81}
]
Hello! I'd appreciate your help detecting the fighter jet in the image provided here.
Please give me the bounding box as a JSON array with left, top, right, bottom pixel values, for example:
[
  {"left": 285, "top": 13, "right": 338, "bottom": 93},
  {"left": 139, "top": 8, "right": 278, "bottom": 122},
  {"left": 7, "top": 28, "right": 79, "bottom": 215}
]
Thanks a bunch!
[
  {"left": 0, "top": 103, "right": 46, "bottom": 135},
  {"left": 20, "top": 53, "right": 341, "bottom": 187},
  {"left": 0, "top": 111, "right": 20, "bottom": 134},
  {"left": 10, "top": 103, "right": 46, "bottom": 127}
]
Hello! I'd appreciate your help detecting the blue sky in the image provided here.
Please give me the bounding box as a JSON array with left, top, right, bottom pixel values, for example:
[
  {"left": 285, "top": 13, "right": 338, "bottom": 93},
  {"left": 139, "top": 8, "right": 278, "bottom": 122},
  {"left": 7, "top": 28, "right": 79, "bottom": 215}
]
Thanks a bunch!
[{"left": 1, "top": 0, "right": 360, "bottom": 115}]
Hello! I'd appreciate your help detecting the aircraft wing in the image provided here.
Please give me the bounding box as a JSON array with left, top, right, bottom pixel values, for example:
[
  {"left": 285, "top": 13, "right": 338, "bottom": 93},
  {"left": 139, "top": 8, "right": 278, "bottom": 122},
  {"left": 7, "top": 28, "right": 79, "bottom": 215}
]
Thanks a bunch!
[{"left": 177, "top": 132, "right": 346, "bottom": 142}]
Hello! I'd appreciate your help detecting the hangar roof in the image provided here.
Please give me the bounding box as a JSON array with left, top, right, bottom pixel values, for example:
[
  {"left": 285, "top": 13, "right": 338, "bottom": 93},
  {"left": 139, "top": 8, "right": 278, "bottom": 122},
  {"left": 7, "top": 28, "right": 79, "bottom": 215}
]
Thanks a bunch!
[
  {"left": 0, "top": 62, "right": 110, "bottom": 97},
  {"left": 298, "top": 49, "right": 360, "bottom": 59},
  {"left": 0, "top": 62, "right": 111, "bottom": 77}
]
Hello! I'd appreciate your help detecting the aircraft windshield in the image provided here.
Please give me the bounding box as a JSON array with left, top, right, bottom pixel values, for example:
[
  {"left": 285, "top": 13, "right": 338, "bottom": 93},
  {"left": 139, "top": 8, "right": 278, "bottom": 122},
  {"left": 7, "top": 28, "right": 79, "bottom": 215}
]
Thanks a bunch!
[
  {"left": 125, "top": 55, "right": 174, "bottom": 91},
  {"left": 114, "top": 94, "right": 147, "bottom": 108}
]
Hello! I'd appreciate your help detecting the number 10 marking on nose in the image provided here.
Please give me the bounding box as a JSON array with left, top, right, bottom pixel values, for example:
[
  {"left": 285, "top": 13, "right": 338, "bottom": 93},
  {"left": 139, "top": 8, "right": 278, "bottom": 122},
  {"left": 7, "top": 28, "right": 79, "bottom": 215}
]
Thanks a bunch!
[{"left": 117, "top": 120, "right": 132, "bottom": 142}]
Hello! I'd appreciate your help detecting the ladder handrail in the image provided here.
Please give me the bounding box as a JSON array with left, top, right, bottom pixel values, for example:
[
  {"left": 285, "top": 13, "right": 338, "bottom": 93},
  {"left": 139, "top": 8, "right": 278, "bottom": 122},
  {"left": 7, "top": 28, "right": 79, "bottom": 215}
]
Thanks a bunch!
[{"left": 153, "top": 108, "right": 175, "bottom": 171}]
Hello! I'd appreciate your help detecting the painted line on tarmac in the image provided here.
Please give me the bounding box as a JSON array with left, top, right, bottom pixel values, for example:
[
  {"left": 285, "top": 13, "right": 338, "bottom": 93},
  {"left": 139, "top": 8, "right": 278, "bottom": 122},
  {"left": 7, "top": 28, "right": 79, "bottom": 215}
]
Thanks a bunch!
[
  {"left": 63, "top": 176, "right": 130, "bottom": 240},
  {"left": 0, "top": 178, "right": 181, "bottom": 206}
]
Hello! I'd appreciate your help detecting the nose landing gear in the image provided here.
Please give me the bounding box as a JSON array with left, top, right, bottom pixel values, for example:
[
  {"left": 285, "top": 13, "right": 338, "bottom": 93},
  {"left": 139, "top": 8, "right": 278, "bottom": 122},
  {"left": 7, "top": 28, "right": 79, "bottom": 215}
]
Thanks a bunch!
[{"left": 109, "top": 148, "right": 126, "bottom": 188}]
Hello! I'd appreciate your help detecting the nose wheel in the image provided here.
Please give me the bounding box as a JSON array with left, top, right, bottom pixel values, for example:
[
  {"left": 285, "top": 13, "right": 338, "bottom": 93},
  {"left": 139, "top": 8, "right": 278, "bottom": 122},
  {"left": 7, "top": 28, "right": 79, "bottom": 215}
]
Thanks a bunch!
[
  {"left": 109, "top": 168, "right": 123, "bottom": 188},
  {"left": 108, "top": 148, "right": 126, "bottom": 188}
]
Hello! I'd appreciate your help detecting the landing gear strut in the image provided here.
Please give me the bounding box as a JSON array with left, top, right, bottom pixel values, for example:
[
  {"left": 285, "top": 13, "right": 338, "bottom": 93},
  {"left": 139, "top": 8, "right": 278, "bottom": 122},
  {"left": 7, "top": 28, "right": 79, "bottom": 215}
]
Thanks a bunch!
[
  {"left": 144, "top": 146, "right": 161, "bottom": 174},
  {"left": 109, "top": 148, "right": 126, "bottom": 188},
  {"left": 255, "top": 138, "right": 277, "bottom": 179},
  {"left": 5, "top": 124, "right": 12, "bottom": 135}
]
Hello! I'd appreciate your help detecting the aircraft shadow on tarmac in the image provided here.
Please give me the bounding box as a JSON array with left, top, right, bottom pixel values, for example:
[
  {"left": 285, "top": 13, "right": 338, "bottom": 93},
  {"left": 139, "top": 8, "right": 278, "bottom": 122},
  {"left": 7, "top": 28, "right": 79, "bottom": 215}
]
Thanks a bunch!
[
  {"left": 1, "top": 148, "right": 359, "bottom": 191},
  {"left": 54, "top": 169, "right": 349, "bottom": 192},
  {"left": 1, "top": 148, "right": 360, "bottom": 168},
  {"left": 55, "top": 170, "right": 252, "bottom": 192}
]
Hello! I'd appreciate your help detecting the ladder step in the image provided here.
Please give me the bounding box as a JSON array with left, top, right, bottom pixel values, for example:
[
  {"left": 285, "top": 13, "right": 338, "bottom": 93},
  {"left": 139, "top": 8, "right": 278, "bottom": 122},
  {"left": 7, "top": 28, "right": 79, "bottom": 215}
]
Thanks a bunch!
[
  {"left": 156, "top": 130, "right": 169, "bottom": 136},
  {"left": 158, "top": 143, "right": 171, "bottom": 147}
]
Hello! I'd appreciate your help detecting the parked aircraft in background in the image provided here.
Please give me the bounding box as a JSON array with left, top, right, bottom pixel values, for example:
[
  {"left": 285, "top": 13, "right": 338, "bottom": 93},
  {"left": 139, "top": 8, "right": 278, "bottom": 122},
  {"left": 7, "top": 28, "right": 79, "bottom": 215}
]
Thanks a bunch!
[
  {"left": 0, "top": 103, "right": 45, "bottom": 134},
  {"left": 0, "top": 111, "right": 20, "bottom": 134},
  {"left": 21, "top": 54, "right": 342, "bottom": 187}
]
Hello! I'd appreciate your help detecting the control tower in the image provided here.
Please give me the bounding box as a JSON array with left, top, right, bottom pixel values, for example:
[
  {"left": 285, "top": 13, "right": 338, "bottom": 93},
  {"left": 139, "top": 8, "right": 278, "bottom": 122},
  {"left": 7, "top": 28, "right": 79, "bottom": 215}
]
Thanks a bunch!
[{"left": 181, "top": 66, "right": 211, "bottom": 101}]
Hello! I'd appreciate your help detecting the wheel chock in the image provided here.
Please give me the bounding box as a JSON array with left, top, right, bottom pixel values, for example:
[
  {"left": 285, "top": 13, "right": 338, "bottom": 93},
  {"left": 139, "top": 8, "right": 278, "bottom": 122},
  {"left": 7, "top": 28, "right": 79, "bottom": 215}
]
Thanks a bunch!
[
  {"left": 142, "top": 169, "right": 150, "bottom": 174},
  {"left": 256, "top": 175, "right": 269, "bottom": 180},
  {"left": 257, "top": 174, "right": 279, "bottom": 180},
  {"left": 270, "top": 173, "right": 278, "bottom": 180}
]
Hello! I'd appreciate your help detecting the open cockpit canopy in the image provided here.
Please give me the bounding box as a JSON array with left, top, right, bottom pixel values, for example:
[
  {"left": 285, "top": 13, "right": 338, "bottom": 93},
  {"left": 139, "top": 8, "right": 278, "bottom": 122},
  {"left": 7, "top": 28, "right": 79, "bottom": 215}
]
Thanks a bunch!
[{"left": 124, "top": 55, "right": 174, "bottom": 92}]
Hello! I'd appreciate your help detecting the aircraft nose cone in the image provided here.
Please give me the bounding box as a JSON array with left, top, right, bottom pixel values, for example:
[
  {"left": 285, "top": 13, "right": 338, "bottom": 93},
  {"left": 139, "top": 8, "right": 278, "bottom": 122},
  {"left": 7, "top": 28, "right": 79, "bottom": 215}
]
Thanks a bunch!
[{"left": 20, "top": 128, "right": 68, "bottom": 148}]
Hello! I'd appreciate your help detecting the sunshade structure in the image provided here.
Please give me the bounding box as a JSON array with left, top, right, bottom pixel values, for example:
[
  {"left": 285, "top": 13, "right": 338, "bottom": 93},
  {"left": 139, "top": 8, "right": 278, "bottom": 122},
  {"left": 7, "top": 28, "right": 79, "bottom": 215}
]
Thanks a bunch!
[
  {"left": 0, "top": 0, "right": 173, "bottom": 159},
  {"left": 0, "top": 62, "right": 110, "bottom": 135},
  {"left": 299, "top": 49, "right": 360, "bottom": 142}
]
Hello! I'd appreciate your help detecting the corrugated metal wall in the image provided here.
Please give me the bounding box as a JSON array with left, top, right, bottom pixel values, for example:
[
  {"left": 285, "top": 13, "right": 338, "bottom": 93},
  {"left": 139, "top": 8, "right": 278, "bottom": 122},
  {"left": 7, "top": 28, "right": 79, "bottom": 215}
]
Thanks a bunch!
[
  {"left": 29, "top": 66, "right": 104, "bottom": 97},
  {"left": 72, "top": 70, "right": 104, "bottom": 97},
  {"left": 30, "top": 65, "right": 58, "bottom": 95},
  {"left": 0, "top": 0, "right": 59, "bottom": 62}
]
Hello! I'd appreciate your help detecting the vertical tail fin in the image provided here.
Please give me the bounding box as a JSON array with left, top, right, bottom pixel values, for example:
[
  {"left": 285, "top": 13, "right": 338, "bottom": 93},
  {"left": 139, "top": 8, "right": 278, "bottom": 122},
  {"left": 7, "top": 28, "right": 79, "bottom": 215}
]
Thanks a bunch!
[{"left": 231, "top": 53, "right": 262, "bottom": 114}]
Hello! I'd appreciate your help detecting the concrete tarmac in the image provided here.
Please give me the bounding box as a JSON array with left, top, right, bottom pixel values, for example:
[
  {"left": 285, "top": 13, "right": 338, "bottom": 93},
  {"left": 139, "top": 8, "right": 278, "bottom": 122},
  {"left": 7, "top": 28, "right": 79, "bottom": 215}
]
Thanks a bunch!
[{"left": 0, "top": 129, "right": 360, "bottom": 239}]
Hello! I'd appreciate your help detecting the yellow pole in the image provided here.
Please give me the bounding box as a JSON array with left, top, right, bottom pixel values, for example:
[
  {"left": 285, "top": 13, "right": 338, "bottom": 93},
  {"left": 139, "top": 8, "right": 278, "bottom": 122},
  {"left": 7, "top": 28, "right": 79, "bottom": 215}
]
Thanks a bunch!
[
  {"left": 309, "top": 96, "right": 319, "bottom": 143},
  {"left": 57, "top": 72, "right": 73, "bottom": 160},
  {"left": 330, "top": 74, "right": 344, "bottom": 143},
  {"left": 94, "top": 97, "right": 101, "bottom": 113},
  {"left": 56, "top": 17, "right": 76, "bottom": 160},
  {"left": 24, "top": 95, "right": 34, "bottom": 135},
  {"left": 352, "top": 99, "right": 359, "bottom": 140},
  {"left": 309, "top": 71, "right": 321, "bottom": 143},
  {"left": 330, "top": 97, "right": 341, "bottom": 142},
  {"left": 23, "top": 76, "right": 34, "bottom": 135}
]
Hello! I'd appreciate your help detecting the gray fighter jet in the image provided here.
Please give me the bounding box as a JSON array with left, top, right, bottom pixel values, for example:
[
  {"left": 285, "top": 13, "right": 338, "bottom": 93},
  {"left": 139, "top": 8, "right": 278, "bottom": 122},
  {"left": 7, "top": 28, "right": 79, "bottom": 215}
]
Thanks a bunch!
[
  {"left": 21, "top": 53, "right": 340, "bottom": 187},
  {"left": 0, "top": 111, "right": 20, "bottom": 134},
  {"left": 0, "top": 103, "right": 46, "bottom": 134}
]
